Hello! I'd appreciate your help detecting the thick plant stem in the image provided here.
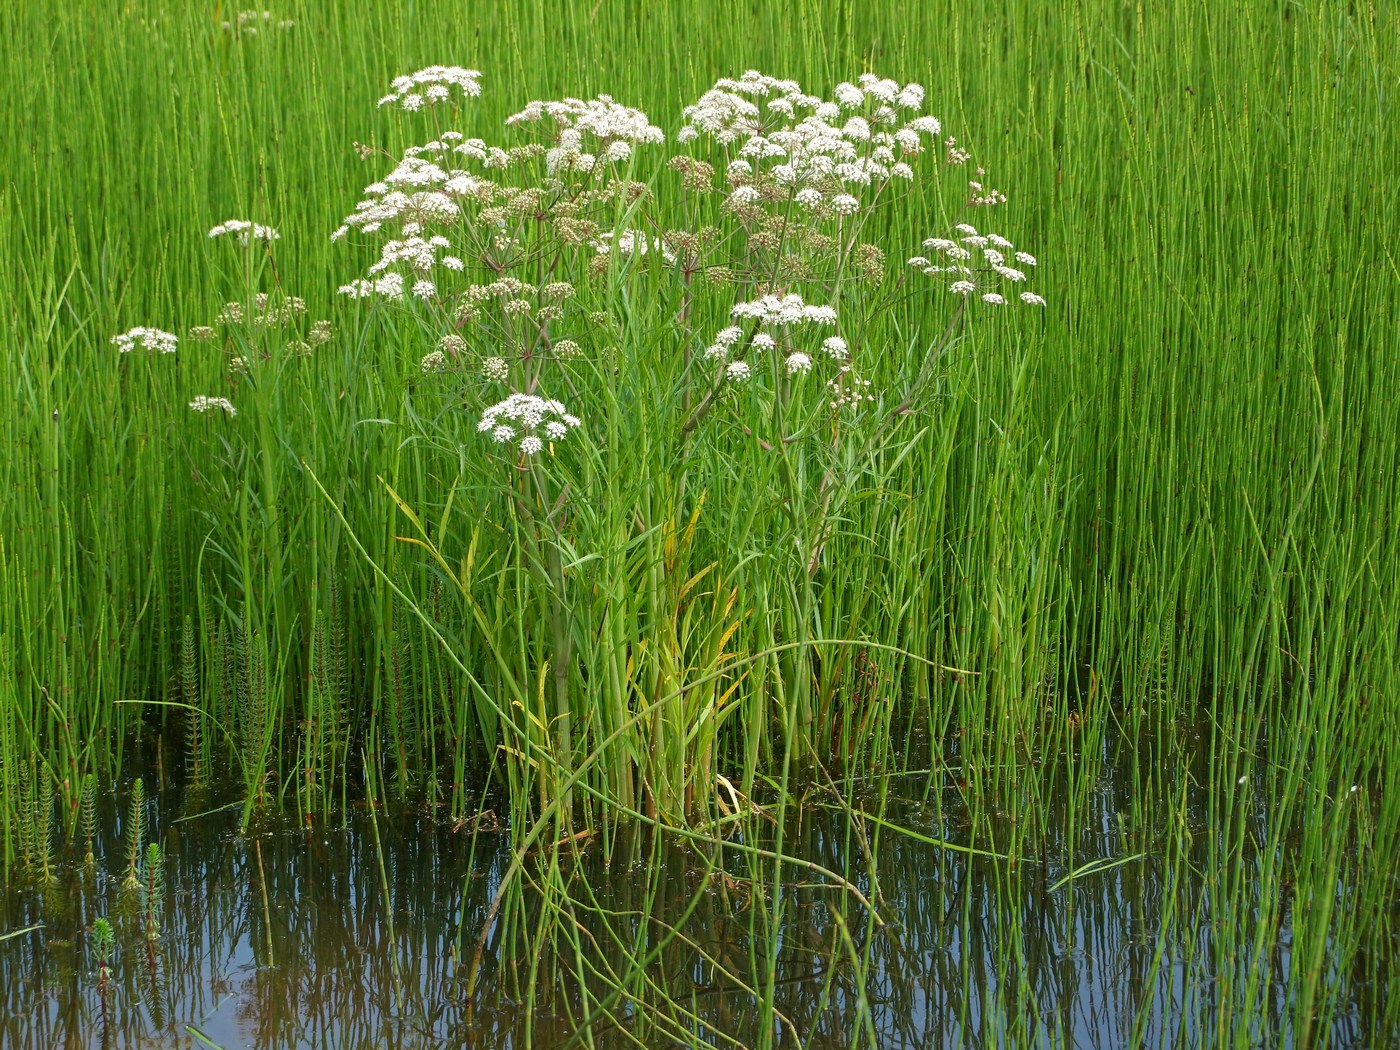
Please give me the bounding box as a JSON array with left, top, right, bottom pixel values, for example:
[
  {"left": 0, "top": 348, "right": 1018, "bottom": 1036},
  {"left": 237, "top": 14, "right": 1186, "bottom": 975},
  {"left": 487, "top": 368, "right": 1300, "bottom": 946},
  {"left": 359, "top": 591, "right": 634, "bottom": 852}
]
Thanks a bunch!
[{"left": 529, "top": 459, "right": 573, "bottom": 821}]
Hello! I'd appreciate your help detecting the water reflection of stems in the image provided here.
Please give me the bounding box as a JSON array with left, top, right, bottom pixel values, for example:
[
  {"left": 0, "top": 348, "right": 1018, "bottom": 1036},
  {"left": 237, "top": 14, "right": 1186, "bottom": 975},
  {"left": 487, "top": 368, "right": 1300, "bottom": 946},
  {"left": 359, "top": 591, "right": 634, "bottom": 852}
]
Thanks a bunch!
[
  {"left": 364, "top": 751, "right": 406, "bottom": 1010},
  {"left": 90, "top": 916, "right": 115, "bottom": 1045},
  {"left": 253, "top": 838, "right": 274, "bottom": 967}
]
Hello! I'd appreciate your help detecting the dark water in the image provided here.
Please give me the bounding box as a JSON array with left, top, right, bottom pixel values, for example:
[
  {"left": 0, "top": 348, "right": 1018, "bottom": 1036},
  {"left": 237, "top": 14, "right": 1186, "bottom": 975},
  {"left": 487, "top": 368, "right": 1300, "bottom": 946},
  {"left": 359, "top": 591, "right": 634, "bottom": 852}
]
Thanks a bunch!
[{"left": 0, "top": 767, "right": 1389, "bottom": 1049}]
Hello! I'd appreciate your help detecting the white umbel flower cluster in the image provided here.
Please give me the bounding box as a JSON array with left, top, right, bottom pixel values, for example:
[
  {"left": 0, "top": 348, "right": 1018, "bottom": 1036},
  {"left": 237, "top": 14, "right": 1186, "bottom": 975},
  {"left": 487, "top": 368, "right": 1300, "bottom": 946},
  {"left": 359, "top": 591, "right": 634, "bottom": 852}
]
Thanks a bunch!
[
  {"left": 913, "top": 223, "right": 1046, "bottom": 306},
  {"left": 592, "top": 230, "right": 677, "bottom": 263},
  {"left": 678, "top": 70, "right": 942, "bottom": 219},
  {"left": 189, "top": 395, "right": 236, "bottom": 416},
  {"left": 507, "top": 95, "right": 664, "bottom": 174},
  {"left": 333, "top": 156, "right": 470, "bottom": 241},
  {"left": 208, "top": 219, "right": 280, "bottom": 245},
  {"left": 378, "top": 66, "right": 483, "bottom": 111},
  {"left": 710, "top": 295, "right": 845, "bottom": 381},
  {"left": 221, "top": 11, "right": 294, "bottom": 34},
  {"left": 731, "top": 294, "right": 837, "bottom": 326},
  {"left": 476, "top": 394, "right": 582, "bottom": 455},
  {"left": 337, "top": 235, "right": 463, "bottom": 300},
  {"left": 112, "top": 327, "right": 178, "bottom": 354}
]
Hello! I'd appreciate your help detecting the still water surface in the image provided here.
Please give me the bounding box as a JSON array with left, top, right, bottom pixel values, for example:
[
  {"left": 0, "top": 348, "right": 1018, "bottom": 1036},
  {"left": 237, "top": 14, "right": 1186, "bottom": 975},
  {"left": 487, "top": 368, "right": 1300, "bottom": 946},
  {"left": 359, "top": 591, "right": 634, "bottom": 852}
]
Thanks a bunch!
[{"left": 0, "top": 767, "right": 1384, "bottom": 1049}]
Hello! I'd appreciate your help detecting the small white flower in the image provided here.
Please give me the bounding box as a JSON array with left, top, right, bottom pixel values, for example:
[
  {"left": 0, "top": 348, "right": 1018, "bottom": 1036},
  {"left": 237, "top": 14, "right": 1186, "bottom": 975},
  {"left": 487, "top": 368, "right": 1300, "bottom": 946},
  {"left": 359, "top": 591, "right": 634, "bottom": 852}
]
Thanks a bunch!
[
  {"left": 1015, "top": 251, "right": 1037, "bottom": 266},
  {"left": 479, "top": 393, "right": 581, "bottom": 452},
  {"left": 482, "top": 356, "right": 509, "bottom": 381},
  {"left": 379, "top": 66, "right": 483, "bottom": 109},
  {"left": 907, "top": 256, "right": 930, "bottom": 268},
  {"left": 189, "top": 395, "right": 236, "bottom": 416},
  {"left": 412, "top": 278, "right": 437, "bottom": 299},
  {"left": 821, "top": 336, "right": 848, "bottom": 359},
  {"left": 751, "top": 333, "right": 776, "bottom": 350},
  {"left": 981, "top": 293, "right": 1006, "bottom": 305},
  {"left": 830, "top": 194, "right": 860, "bottom": 215},
  {"left": 834, "top": 82, "right": 864, "bottom": 108},
  {"left": 729, "top": 185, "right": 761, "bottom": 205},
  {"left": 794, "top": 188, "right": 823, "bottom": 208},
  {"left": 1020, "top": 292, "right": 1046, "bottom": 306},
  {"left": 949, "top": 280, "right": 976, "bottom": 296},
  {"left": 785, "top": 352, "right": 812, "bottom": 374},
  {"left": 208, "top": 218, "right": 280, "bottom": 245},
  {"left": 891, "top": 162, "right": 914, "bottom": 180},
  {"left": 704, "top": 343, "right": 729, "bottom": 361},
  {"left": 954, "top": 223, "right": 978, "bottom": 235},
  {"left": 112, "top": 327, "right": 178, "bottom": 354},
  {"left": 714, "top": 326, "right": 743, "bottom": 346},
  {"left": 420, "top": 350, "right": 447, "bottom": 372},
  {"left": 726, "top": 361, "right": 751, "bottom": 381}
]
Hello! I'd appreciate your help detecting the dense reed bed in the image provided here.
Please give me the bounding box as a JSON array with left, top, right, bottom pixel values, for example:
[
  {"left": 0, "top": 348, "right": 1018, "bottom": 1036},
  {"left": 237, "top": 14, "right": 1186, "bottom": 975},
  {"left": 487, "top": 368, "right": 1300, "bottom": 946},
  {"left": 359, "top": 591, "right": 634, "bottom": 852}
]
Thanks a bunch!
[{"left": 1, "top": 1, "right": 1397, "bottom": 1045}]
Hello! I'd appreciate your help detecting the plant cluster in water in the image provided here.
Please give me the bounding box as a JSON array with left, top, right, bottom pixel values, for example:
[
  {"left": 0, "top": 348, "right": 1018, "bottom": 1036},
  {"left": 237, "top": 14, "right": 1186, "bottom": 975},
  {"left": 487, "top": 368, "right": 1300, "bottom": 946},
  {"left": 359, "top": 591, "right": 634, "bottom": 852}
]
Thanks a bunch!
[{"left": 114, "top": 64, "right": 1045, "bottom": 834}]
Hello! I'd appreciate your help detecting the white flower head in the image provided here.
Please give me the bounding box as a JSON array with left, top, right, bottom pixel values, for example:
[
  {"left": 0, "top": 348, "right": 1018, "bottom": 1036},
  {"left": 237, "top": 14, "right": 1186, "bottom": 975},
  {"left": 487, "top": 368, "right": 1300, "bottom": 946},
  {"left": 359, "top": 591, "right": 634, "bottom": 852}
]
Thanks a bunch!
[
  {"left": 785, "top": 352, "right": 813, "bottom": 374},
  {"left": 593, "top": 230, "right": 676, "bottom": 263},
  {"left": 507, "top": 94, "right": 664, "bottom": 156},
  {"left": 731, "top": 293, "right": 836, "bottom": 328},
  {"left": 380, "top": 66, "right": 483, "bottom": 110},
  {"left": 726, "top": 361, "right": 752, "bottom": 382},
  {"left": 112, "top": 327, "right": 178, "bottom": 355},
  {"left": 189, "top": 395, "right": 236, "bottom": 416},
  {"left": 478, "top": 393, "right": 581, "bottom": 455},
  {"left": 208, "top": 219, "right": 280, "bottom": 245}
]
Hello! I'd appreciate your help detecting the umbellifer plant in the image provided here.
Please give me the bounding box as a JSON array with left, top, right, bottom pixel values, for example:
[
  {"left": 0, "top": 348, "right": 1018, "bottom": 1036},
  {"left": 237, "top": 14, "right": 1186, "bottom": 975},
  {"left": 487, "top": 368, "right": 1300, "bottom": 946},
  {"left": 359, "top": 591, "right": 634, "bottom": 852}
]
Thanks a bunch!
[{"left": 326, "top": 65, "right": 1046, "bottom": 826}]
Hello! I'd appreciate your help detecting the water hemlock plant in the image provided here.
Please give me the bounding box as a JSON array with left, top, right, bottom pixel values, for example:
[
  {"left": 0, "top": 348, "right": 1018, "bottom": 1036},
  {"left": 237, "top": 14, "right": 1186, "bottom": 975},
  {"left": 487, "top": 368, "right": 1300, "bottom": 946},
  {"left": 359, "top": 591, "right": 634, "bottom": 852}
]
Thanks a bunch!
[{"left": 311, "top": 66, "right": 1047, "bottom": 830}]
